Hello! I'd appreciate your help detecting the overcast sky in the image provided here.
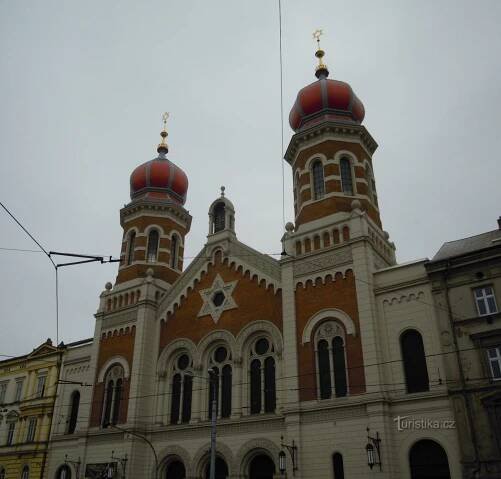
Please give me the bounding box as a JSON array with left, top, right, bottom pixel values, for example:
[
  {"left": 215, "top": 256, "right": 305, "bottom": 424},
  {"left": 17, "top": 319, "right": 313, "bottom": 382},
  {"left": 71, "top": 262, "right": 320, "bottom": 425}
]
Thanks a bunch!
[{"left": 1, "top": 1, "right": 500, "bottom": 356}]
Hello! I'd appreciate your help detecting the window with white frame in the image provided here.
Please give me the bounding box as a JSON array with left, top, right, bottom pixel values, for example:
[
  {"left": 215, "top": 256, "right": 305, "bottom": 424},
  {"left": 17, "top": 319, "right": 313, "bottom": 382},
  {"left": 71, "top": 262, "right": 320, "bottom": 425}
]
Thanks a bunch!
[
  {"left": 315, "top": 321, "right": 348, "bottom": 399},
  {"left": 487, "top": 346, "right": 501, "bottom": 380},
  {"left": 6, "top": 422, "right": 15, "bottom": 445},
  {"left": 26, "top": 417, "right": 37, "bottom": 443},
  {"left": 474, "top": 286, "right": 498, "bottom": 316},
  {"left": 15, "top": 379, "right": 24, "bottom": 402},
  {"left": 249, "top": 337, "right": 276, "bottom": 414},
  {"left": 36, "top": 375, "right": 46, "bottom": 398},
  {"left": 101, "top": 364, "right": 125, "bottom": 427},
  {"left": 21, "top": 465, "right": 29, "bottom": 479},
  {"left": 146, "top": 229, "right": 160, "bottom": 263},
  {"left": 169, "top": 353, "right": 193, "bottom": 425},
  {"left": 0, "top": 382, "right": 7, "bottom": 404}
]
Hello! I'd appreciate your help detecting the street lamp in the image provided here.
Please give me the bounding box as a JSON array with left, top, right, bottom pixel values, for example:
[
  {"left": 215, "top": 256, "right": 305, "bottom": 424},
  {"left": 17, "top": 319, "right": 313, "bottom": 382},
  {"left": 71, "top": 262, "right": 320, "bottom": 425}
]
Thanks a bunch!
[
  {"left": 365, "top": 427, "right": 382, "bottom": 471},
  {"left": 279, "top": 435, "right": 298, "bottom": 476}
]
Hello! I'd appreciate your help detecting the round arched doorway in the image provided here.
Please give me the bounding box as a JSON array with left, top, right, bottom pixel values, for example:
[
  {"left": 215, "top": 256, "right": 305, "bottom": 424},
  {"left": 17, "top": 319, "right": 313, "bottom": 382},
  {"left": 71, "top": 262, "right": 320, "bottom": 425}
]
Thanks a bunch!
[
  {"left": 249, "top": 454, "right": 275, "bottom": 479},
  {"left": 165, "top": 460, "right": 186, "bottom": 479},
  {"left": 204, "top": 457, "right": 228, "bottom": 479},
  {"left": 409, "top": 440, "right": 451, "bottom": 479}
]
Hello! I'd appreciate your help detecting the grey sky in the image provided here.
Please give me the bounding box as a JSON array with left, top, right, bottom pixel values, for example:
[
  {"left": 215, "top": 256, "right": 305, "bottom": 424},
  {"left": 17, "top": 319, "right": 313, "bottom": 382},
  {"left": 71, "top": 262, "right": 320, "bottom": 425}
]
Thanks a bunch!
[{"left": 1, "top": 0, "right": 500, "bottom": 356}]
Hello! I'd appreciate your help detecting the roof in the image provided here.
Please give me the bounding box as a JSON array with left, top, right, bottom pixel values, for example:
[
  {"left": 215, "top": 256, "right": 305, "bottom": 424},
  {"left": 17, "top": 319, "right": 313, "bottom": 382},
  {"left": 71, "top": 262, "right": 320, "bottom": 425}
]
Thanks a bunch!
[{"left": 431, "top": 229, "right": 501, "bottom": 262}]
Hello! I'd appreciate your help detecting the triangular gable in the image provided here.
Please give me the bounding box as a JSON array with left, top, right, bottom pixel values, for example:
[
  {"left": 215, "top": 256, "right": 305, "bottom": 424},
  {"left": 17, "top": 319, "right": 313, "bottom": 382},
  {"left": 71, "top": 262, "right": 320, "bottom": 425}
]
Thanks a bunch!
[
  {"left": 27, "top": 341, "right": 58, "bottom": 359},
  {"left": 157, "top": 236, "right": 281, "bottom": 320}
]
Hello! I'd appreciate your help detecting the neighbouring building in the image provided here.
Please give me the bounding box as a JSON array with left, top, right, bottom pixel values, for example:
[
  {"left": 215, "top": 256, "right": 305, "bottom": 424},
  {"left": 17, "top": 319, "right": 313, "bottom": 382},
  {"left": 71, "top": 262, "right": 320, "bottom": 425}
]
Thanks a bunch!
[
  {"left": 426, "top": 219, "right": 501, "bottom": 479},
  {"left": 0, "top": 340, "right": 62, "bottom": 479},
  {"left": 44, "top": 40, "right": 463, "bottom": 479}
]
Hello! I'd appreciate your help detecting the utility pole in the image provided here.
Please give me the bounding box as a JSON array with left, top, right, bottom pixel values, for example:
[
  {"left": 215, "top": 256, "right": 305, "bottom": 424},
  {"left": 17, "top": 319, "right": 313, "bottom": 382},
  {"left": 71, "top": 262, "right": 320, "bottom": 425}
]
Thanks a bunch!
[{"left": 209, "top": 368, "right": 217, "bottom": 479}]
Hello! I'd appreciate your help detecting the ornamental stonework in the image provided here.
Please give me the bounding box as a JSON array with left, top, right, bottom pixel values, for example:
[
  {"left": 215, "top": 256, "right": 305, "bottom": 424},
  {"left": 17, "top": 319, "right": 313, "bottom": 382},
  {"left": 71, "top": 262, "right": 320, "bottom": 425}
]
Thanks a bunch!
[{"left": 197, "top": 274, "right": 238, "bottom": 323}]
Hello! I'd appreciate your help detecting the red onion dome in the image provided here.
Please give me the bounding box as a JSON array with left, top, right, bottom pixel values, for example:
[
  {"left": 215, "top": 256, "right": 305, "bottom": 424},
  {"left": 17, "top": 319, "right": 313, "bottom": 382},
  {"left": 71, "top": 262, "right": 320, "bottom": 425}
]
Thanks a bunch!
[
  {"left": 289, "top": 44, "right": 365, "bottom": 132},
  {"left": 129, "top": 127, "right": 188, "bottom": 204}
]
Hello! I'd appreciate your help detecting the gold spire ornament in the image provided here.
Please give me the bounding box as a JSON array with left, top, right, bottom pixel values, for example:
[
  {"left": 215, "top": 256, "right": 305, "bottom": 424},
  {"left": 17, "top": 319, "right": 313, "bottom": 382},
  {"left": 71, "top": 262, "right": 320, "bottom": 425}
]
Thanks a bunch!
[
  {"left": 157, "top": 112, "right": 169, "bottom": 155},
  {"left": 312, "top": 29, "right": 329, "bottom": 77}
]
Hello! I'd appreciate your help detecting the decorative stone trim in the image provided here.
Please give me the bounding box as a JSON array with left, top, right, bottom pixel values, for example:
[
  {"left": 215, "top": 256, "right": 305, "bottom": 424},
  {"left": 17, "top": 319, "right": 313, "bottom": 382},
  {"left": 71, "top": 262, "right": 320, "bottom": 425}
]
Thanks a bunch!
[
  {"left": 198, "top": 274, "right": 238, "bottom": 323},
  {"left": 97, "top": 356, "right": 130, "bottom": 382},
  {"left": 302, "top": 308, "right": 357, "bottom": 344},
  {"left": 235, "top": 438, "right": 281, "bottom": 476},
  {"left": 192, "top": 441, "right": 235, "bottom": 477}
]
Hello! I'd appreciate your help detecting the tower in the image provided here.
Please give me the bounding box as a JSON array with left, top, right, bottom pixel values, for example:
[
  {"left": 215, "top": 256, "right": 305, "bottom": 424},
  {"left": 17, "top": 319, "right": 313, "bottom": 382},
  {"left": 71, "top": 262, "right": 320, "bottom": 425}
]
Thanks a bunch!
[{"left": 116, "top": 114, "right": 192, "bottom": 286}]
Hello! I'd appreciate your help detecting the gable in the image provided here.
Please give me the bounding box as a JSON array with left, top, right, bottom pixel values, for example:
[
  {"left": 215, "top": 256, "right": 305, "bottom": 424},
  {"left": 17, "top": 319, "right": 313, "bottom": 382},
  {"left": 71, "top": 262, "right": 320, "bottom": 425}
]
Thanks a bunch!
[{"left": 159, "top": 251, "right": 282, "bottom": 350}]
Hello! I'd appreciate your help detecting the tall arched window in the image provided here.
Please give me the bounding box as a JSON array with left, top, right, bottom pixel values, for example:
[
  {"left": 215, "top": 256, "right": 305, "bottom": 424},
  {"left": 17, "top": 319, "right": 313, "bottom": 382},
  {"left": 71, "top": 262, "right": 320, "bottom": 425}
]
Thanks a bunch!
[
  {"left": 340, "top": 158, "right": 354, "bottom": 196},
  {"left": 67, "top": 390, "right": 80, "bottom": 434},
  {"left": 0, "top": 467, "right": 5, "bottom": 479},
  {"left": 101, "top": 364, "right": 125, "bottom": 427},
  {"left": 294, "top": 172, "right": 301, "bottom": 209},
  {"left": 249, "top": 337, "right": 276, "bottom": 414},
  {"left": 332, "top": 453, "right": 344, "bottom": 479},
  {"left": 127, "top": 231, "right": 136, "bottom": 265},
  {"left": 364, "top": 163, "right": 378, "bottom": 207},
  {"left": 311, "top": 160, "right": 325, "bottom": 200},
  {"left": 208, "top": 346, "right": 232, "bottom": 419},
  {"left": 315, "top": 321, "right": 348, "bottom": 399},
  {"left": 401, "top": 330, "right": 429, "bottom": 393},
  {"left": 213, "top": 203, "right": 226, "bottom": 233},
  {"left": 21, "top": 466, "right": 29, "bottom": 479},
  {"left": 146, "top": 230, "right": 159, "bottom": 263},
  {"left": 170, "top": 353, "right": 193, "bottom": 424},
  {"left": 170, "top": 234, "right": 179, "bottom": 269}
]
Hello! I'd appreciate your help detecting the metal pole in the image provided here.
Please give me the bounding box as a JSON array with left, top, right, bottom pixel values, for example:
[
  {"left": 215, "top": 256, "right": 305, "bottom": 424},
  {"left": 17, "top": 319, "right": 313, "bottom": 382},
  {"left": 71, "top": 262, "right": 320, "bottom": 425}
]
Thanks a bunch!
[{"left": 209, "top": 369, "right": 217, "bottom": 479}]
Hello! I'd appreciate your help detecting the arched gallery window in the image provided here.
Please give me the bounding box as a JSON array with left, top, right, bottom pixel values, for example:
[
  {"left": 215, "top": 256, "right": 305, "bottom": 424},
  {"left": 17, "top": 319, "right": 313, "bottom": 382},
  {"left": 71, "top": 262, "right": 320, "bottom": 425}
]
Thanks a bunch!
[
  {"left": 213, "top": 203, "right": 226, "bottom": 233},
  {"left": 67, "top": 390, "right": 80, "bottom": 434},
  {"left": 315, "top": 321, "right": 348, "bottom": 399},
  {"left": 340, "top": 158, "right": 354, "bottom": 196},
  {"left": 250, "top": 337, "right": 276, "bottom": 414},
  {"left": 170, "top": 353, "right": 193, "bottom": 424},
  {"left": 208, "top": 346, "right": 232, "bottom": 419},
  {"left": 332, "top": 452, "right": 344, "bottom": 479},
  {"left": 401, "top": 329, "right": 429, "bottom": 393},
  {"left": 21, "top": 466, "right": 29, "bottom": 479},
  {"left": 127, "top": 231, "right": 136, "bottom": 265},
  {"left": 146, "top": 229, "right": 159, "bottom": 262},
  {"left": 56, "top": 465, "right": 72, "bottom": 479},
  {"left": 101, "top": 364, "right": 125, "bottom": 427},
  {"left": 311, "top": 160, "right": 325, "bottom": 200}
]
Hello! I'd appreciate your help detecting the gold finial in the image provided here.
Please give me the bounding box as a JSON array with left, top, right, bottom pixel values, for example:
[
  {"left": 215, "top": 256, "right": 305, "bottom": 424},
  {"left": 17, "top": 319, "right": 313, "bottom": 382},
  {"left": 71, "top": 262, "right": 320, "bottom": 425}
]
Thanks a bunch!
[
  {"left": 312, "top": 29, "right": 329, "bottom": 77},
  {"left": 157, "top": 112, "right": 169, "bottom": 155}
]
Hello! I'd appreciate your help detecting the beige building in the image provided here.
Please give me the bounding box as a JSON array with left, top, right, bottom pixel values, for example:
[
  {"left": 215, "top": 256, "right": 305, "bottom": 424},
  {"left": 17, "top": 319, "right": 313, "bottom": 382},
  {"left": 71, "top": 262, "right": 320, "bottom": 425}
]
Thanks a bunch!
[
  {"left": 426, "top": 219, "right": 501, "bottom": 479},
  {"left": 0, "top": 340, "right": 62, "bottom": 479},
  {"left": 44, "top": 39, "right": 464, "bottom": 479}
]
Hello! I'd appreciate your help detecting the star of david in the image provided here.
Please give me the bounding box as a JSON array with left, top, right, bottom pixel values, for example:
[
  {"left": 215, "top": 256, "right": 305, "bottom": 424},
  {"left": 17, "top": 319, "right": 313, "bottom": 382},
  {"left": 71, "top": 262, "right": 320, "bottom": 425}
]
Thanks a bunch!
[{"left": 198, "top": 274, "right": 238, "bottom": 323}]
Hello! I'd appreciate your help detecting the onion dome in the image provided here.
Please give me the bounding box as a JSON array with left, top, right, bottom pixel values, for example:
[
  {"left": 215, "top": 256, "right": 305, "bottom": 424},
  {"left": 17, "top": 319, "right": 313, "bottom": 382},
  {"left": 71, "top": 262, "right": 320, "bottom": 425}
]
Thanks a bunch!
[
  {"left": 130, "top": 114, "right": 188, "bottom": 204},
  {"left": 289, "top": 32, "right": 365, "bottom": 132}
]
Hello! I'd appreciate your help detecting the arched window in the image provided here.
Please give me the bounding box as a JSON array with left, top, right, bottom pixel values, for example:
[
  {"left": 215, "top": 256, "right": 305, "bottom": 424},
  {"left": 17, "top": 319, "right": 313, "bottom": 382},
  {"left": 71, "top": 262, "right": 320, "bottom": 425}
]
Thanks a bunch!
[
  {"left": 249, "top": 337, "right": 276, "bottom": 414},
  {"left": 101, "top": 364, "right": 125, "bottom": 427},
  {"left": 67, "top": 390, "right": 80, "bottom": 434},
  {"left": 170, "top": 234, "right": 179, "bottom": 269},
  {"left": 340, "top": 158, "right": 354, "bottom": 196},
  {"left": 0, "top": 467, "right": 5, "bottom": 479},
  {"left": 170, "top": 353, "right": 193, "bottom": 424},
  {"left": 146, "top": 229, "right": 159, "bottom": 263},
  {"left": 21, "top": 466, "right": 29, "bottom": 479},
  {"left": 315, "top": 321, "right": 348, "bottom": 399},
  {"left": 311, "top": 160, "right": 325, "bottom": 200},
  {"left": 56, "top": 465, "right": 72, "bottom": 479},
  {"left": 208, "top": 346, "right": 232, "bottom": 419},
  {"left": 364, "top": 163, "right": 378, "bottom": 206},
  {"left": 409, "top": 440, "right": 451, "bottom": 479},
  {"left": 213, "top": 203, "right": 226, "bottom": 233},
  {"left": 127, "top": 231, "right": 136, "bottom": 265},
  {"left": 294, "top": 172, "right": 301, "bottom": 209},
  {"left": 401, "top": 330, "right": 429, "bottom": 393},
  {"left": 332, "top": 453, "right": 344, "bottom": 479}
]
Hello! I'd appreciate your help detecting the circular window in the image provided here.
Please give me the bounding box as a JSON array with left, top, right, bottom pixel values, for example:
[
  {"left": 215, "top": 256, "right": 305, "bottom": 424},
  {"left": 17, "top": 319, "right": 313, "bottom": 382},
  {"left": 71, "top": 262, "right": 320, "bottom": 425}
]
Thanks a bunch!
[
  {"left": 177, "top": 354, "right": 189, "bottom": 370},
  {"left": 212, "top": 291, "right": 225, "bottom": 307},
  {"left": 255, "top": 338, "right": 269, "bottom": 355},
  {"left": 214, "top": 346, "right": 227, "bottom": 363}
]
